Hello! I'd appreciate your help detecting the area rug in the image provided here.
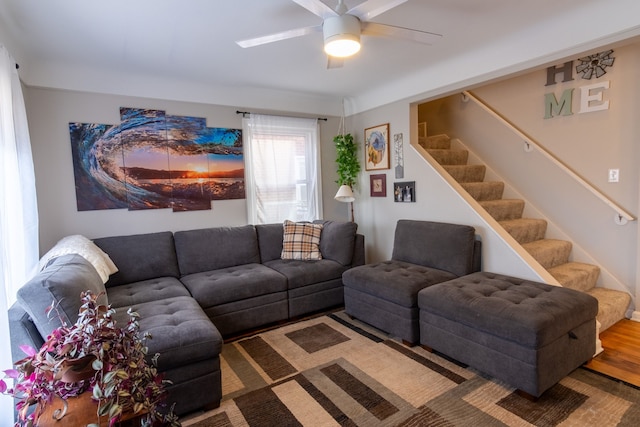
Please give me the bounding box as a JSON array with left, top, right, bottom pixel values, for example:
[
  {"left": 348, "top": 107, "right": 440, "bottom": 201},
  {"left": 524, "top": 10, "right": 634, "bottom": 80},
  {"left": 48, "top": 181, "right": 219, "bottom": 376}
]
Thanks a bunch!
[{"left": 182, "top": 311, "right": 640, "bottom": 426}]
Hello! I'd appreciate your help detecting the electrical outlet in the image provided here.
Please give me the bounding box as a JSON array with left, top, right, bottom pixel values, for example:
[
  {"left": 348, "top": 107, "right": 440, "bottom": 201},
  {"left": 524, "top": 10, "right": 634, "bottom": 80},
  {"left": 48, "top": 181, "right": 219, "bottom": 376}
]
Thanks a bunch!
[{"left": 608, "top": 169, "right": 619, "bottom": 183}]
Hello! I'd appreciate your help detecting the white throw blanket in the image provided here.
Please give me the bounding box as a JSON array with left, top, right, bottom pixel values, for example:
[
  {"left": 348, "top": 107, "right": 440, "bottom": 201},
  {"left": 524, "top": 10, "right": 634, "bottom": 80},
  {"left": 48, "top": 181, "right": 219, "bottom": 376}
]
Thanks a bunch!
[{"left": 39, "top": 235, "right": 118, "bottom": 283}]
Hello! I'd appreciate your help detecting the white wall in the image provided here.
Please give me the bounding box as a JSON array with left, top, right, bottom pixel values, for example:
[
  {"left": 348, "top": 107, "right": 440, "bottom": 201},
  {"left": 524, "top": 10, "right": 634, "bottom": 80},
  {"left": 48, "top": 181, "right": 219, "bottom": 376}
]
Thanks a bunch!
[
  {"left": 24, "top": 87, "right": 346, "bottom": 253},
  {"left": 419, "top": 42, "right": 639, "bottom": 310}
]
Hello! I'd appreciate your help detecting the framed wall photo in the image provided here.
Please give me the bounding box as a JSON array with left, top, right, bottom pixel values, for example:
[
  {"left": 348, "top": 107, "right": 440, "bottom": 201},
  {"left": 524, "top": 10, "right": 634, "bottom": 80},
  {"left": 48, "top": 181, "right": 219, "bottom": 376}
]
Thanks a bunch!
[
  {"left": 393, "top": 181, "right": 415, "bottom": 203},
  {"left": 370, "top": 174, "right": 386, "bottom": 197},
  {"left": 365, "top": 123, "right": 390, "bottom": 171}
]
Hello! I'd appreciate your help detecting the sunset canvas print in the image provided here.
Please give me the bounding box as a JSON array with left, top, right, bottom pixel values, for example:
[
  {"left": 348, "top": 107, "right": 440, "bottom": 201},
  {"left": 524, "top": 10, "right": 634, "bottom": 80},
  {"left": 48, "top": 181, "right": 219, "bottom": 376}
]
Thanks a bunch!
[{"left": 69, "top": 107, "right": 244, "bottom": 212}]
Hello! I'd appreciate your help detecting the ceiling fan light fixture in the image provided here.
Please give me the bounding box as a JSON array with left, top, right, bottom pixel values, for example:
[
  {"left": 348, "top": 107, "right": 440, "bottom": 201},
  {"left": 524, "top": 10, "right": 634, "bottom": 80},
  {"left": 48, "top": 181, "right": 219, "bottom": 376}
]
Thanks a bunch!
[{"left": 323, "top": 14, "right": 361, "bottom": 58}]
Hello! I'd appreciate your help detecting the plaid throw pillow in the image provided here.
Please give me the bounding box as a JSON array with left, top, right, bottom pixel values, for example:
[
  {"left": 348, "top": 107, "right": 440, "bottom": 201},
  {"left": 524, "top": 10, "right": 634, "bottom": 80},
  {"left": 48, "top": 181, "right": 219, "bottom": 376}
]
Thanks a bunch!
[{"left": 281, "top": 220, "right": 323, "bottom": 260}]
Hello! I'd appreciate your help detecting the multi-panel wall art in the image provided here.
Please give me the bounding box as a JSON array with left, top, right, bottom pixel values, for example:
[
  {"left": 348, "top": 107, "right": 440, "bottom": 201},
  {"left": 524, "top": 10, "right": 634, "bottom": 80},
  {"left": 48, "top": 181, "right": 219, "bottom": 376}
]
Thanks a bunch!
[{"left": 69, "top": 108, "right": 244, "bottom": 212}]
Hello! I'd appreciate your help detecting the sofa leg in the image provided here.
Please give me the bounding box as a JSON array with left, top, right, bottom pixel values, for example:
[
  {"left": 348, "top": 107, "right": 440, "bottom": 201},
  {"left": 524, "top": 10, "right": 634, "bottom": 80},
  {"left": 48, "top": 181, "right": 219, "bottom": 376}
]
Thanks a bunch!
[
  {"left": 421, "top": 345, "right": 434, "bottom": 352},
  {"left": 402, "top": 339, "right": 417, "bottom": 347},
  {"left": 515, "top": 389, "right": 538, "bottom": 402},
  {"left": 203, "top": 400, "right": 221, "bottom": 411}
]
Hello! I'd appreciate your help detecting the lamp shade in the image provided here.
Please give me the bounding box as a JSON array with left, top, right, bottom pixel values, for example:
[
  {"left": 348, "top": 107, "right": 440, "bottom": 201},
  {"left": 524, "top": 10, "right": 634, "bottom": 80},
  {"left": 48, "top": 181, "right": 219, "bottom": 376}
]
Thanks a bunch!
[
  {"left": 334, "top": 184, "right": 355, "bottom": 202},
  {"left": 323, "top": 15, "right": 361, "bottom": 58}
]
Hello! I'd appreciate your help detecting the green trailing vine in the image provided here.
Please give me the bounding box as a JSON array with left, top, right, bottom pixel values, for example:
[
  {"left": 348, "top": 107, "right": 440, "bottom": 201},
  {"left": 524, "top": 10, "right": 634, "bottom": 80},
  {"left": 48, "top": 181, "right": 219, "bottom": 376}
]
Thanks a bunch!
[{"left": 334, "top": 133, "right": 360, "bottom": 188}]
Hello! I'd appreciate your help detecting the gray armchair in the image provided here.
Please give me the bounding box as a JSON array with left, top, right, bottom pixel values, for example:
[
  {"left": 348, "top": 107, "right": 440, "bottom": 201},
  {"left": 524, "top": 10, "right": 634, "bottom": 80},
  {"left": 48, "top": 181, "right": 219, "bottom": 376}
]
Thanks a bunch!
[{"left": 342, "top": 220, "right": 481, "bottom": 344}]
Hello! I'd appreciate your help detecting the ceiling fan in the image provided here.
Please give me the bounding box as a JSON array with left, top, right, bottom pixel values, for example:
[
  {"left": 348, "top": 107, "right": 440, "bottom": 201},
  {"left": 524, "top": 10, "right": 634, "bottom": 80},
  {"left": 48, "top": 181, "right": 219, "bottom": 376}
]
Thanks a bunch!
[{"left": 236, "top": 0, "right": 442, "bottom": 68}]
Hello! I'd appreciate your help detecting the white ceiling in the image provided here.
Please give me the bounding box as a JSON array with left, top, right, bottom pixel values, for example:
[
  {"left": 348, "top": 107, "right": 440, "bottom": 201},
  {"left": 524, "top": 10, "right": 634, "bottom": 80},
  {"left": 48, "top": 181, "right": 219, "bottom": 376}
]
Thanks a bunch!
[{"left": 1, "top": 0, "right": 639, "bottom": 115}]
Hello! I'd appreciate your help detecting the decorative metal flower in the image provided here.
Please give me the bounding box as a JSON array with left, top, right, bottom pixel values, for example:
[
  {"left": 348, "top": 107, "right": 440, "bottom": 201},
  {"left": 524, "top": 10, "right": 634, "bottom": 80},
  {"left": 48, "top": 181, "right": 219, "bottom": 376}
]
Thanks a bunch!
[{"left": 576, "top": 50, "right": 615, "bottom": 79}]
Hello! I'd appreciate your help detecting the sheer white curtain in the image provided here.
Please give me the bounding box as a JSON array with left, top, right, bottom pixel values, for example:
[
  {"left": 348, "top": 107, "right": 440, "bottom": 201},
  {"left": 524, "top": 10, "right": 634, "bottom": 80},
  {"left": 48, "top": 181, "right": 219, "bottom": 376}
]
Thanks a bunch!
[
  {"left": 0, "top": 45, "right": 39, "bottom": 420},
  {"left": 243, "top": 114, "right": 322, "bottom": 224}
]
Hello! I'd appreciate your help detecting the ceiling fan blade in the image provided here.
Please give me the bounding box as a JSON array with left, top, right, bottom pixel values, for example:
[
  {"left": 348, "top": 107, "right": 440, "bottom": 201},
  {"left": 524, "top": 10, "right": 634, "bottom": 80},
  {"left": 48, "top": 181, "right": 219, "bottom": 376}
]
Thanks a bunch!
[
  {"left": 327, "top": 56, "right": 344, "bottom": 69},
  {"left": 361, "top": 22, "right": 442, "bottom": 44},
  {"left": 347, "top": 0, "right": 408, "bottom": 21},
  {"left": 292, "top": 0, "right": 338, "bottom": 19},
  {"left": 236, "top": 25, "right": 321, "bottom": 48}
]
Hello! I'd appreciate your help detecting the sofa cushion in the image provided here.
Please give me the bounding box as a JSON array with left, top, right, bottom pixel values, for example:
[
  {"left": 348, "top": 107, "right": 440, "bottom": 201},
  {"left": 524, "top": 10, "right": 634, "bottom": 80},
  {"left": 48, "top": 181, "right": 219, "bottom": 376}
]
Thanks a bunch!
[
  {"left": 264, "top": 258, "right": 347, "bottom": 290},
  {"left": 17, "top": 254, "right": 107, "bottom": 338},
  {"left": 255, "top": 223, "right": 285, "bottom": 262},
  {"left": 107, "top": 277, "right": 191, "bottom": 309},
  {"left": 180, "top": 263, "right": 287, "bottom": 308},
  {"left": 93, "top": 232, "right": 180, "bottom": 287},
  {"left": 174, "top": 225, "right": 260, "bottom": 275},
  {"left": 281, "top": 220, "right": 323, "bottom": 260},
  {"left": 314, "top": 220, "right": 357, "bottom": 266},
  {"left": 391, "top": 220, "right": 476, "bottom": 277},
  {"left": 112, "top": 296, "right": 222, "bottom": 371},
  {"left": 342, "top": 260, "right": 457, "bottom": 307}
]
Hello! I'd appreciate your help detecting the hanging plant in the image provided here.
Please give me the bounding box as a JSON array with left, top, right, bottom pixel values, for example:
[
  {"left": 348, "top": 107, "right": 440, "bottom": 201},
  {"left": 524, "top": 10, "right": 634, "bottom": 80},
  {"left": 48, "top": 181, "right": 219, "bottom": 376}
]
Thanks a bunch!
[{"left": 334, "top": 133, "right": 360, "bottom": 188}]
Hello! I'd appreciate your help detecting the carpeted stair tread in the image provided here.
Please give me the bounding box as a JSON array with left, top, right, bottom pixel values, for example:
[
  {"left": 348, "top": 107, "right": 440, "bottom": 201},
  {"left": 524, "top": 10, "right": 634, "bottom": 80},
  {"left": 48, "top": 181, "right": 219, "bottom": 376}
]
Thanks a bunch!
[
  {"left": 460, "top": 181, "right": 504, "bottom": 201},
  {"left": 548, "top": 262, "right": 600, "bottom": 292},
  {"left": 419, "top": 134, "right": 451, "bottom": 149},
  {"left": 442, "top": 164, "right": 486, "bottom": 182},
  {"left": 587, "top": 287, "right": 631, "bottom": 331},
  {"left": 479, "top": 199, "right": 525, "bottom": 221},
  {"left": 499, "top": 218, "right": 548, "bottom": 244},
  {"left": 427, "top": 149, "right": 469, "bottom": 165},
  {"left": 522, "top": 239, "right": 572, "bottom": 269}
]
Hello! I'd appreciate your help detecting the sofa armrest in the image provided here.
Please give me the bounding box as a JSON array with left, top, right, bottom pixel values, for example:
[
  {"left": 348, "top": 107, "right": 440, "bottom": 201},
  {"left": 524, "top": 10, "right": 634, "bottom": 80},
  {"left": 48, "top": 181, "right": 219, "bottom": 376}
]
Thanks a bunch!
[
  {"left": 352, "top": 233, "right": 365, "bottom": 267},
  {"left": 473, "top": 239, "right": 482, "bottom": 273},
  {"left": 8, "top": 303, "right": 44, "bottom": 364}
]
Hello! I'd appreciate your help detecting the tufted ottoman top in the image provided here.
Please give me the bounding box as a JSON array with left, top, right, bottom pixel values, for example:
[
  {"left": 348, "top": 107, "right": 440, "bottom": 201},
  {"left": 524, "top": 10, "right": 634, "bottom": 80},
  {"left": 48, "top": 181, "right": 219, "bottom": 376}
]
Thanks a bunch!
[
  {"left": 418, "top": 272, "right": 598, "bottom": 347},
  {"left": 343, "top": 260, "right": 457, "bottom": 307},
  {"left": 113, "top": 296, "right": 222, "bottom": 371}
]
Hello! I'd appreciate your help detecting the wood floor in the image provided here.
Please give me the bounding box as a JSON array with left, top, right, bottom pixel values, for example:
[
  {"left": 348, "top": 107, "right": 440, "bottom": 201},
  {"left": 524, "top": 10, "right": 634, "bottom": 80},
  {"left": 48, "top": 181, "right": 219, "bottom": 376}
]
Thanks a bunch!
[{"left": 584, "top": 319, "right": 640, "bottom": 387}]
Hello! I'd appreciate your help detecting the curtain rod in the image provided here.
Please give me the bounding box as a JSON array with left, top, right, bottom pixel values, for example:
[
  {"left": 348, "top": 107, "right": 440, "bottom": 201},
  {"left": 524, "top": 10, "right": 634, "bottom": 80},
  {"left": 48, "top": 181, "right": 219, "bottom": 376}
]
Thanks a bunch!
[{"left": 236, "top": 110, "right": 327, "bottom": 121}]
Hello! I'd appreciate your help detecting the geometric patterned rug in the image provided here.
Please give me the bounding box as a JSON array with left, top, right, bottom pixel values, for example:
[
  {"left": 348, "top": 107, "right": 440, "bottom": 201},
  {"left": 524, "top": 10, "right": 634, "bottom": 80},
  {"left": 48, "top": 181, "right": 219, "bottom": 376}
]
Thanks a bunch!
[{"left": 182, "top": 311, "right": 640, "bottom": 426}]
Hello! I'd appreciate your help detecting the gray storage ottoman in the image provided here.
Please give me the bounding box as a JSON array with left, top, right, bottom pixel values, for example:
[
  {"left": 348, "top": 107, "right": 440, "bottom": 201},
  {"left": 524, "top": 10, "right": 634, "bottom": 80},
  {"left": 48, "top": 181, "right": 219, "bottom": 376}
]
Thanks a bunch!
[{"left": 418, "top": 271, "right": 598, "bottom": 397}]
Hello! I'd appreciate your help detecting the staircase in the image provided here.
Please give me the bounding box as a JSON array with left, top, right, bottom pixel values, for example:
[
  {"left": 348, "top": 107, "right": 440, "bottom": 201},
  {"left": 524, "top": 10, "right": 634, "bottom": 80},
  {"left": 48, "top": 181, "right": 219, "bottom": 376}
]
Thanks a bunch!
[{"left": 419, "top": 134, "right": 631, "bottom": 331}]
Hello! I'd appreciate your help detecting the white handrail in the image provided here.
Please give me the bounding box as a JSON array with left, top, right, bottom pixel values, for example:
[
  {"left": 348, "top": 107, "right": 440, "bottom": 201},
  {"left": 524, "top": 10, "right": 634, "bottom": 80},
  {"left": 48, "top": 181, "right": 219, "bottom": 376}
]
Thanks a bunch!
[{"left": 461, "top": 90, "right": 635, "bottom": 223}]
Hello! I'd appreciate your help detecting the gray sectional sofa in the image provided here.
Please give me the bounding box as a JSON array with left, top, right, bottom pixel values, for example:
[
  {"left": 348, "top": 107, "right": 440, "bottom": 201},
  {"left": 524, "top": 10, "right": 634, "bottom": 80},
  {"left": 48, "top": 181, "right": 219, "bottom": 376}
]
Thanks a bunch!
[{"left": 8, "top": 220, "right": 364, "bottom": 416}]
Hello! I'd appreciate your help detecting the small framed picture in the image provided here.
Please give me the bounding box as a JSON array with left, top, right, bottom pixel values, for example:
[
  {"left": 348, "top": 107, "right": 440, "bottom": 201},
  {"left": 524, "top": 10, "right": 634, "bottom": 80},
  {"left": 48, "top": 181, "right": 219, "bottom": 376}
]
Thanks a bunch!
[
  {"left": 393, "top": 181, "right": 415, "bottom": 203},
  {"left": 370, "top": 174, "right": 386, "bottom": 197},
  {"left": 365, "top": 123, "right": 390, "bottom": 171}
]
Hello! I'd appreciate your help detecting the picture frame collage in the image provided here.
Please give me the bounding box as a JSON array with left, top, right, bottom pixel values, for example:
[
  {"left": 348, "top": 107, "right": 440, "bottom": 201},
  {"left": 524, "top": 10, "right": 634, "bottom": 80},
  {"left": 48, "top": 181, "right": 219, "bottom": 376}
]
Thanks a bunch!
[{"left": 365, "top": 123, "right": 416, "bottom": 203}]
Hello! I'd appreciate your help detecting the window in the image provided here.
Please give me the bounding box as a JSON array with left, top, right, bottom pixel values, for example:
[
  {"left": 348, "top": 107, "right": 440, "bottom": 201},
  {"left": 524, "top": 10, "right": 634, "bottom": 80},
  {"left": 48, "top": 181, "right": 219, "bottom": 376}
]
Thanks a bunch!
[
  {"left": 1, "top": 45, "right": 39, "bottom": 421},
  {"left": 243, "top": 114, "right": 322, "bottom": 224}
]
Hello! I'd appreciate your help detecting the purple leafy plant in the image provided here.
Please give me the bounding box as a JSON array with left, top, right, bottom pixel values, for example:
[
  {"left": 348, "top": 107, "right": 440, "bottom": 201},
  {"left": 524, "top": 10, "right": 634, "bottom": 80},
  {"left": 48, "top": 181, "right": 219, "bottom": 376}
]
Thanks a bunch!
[{"left": 1, "top": 291, "right": 180, "bottom": 427}]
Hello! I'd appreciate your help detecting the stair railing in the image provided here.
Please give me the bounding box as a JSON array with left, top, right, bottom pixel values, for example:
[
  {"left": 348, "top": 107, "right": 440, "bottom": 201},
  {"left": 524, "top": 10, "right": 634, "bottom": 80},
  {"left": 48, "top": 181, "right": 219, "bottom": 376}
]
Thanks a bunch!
[{"left": 461, "top": 90, "right": 635, "bottom": 225}]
